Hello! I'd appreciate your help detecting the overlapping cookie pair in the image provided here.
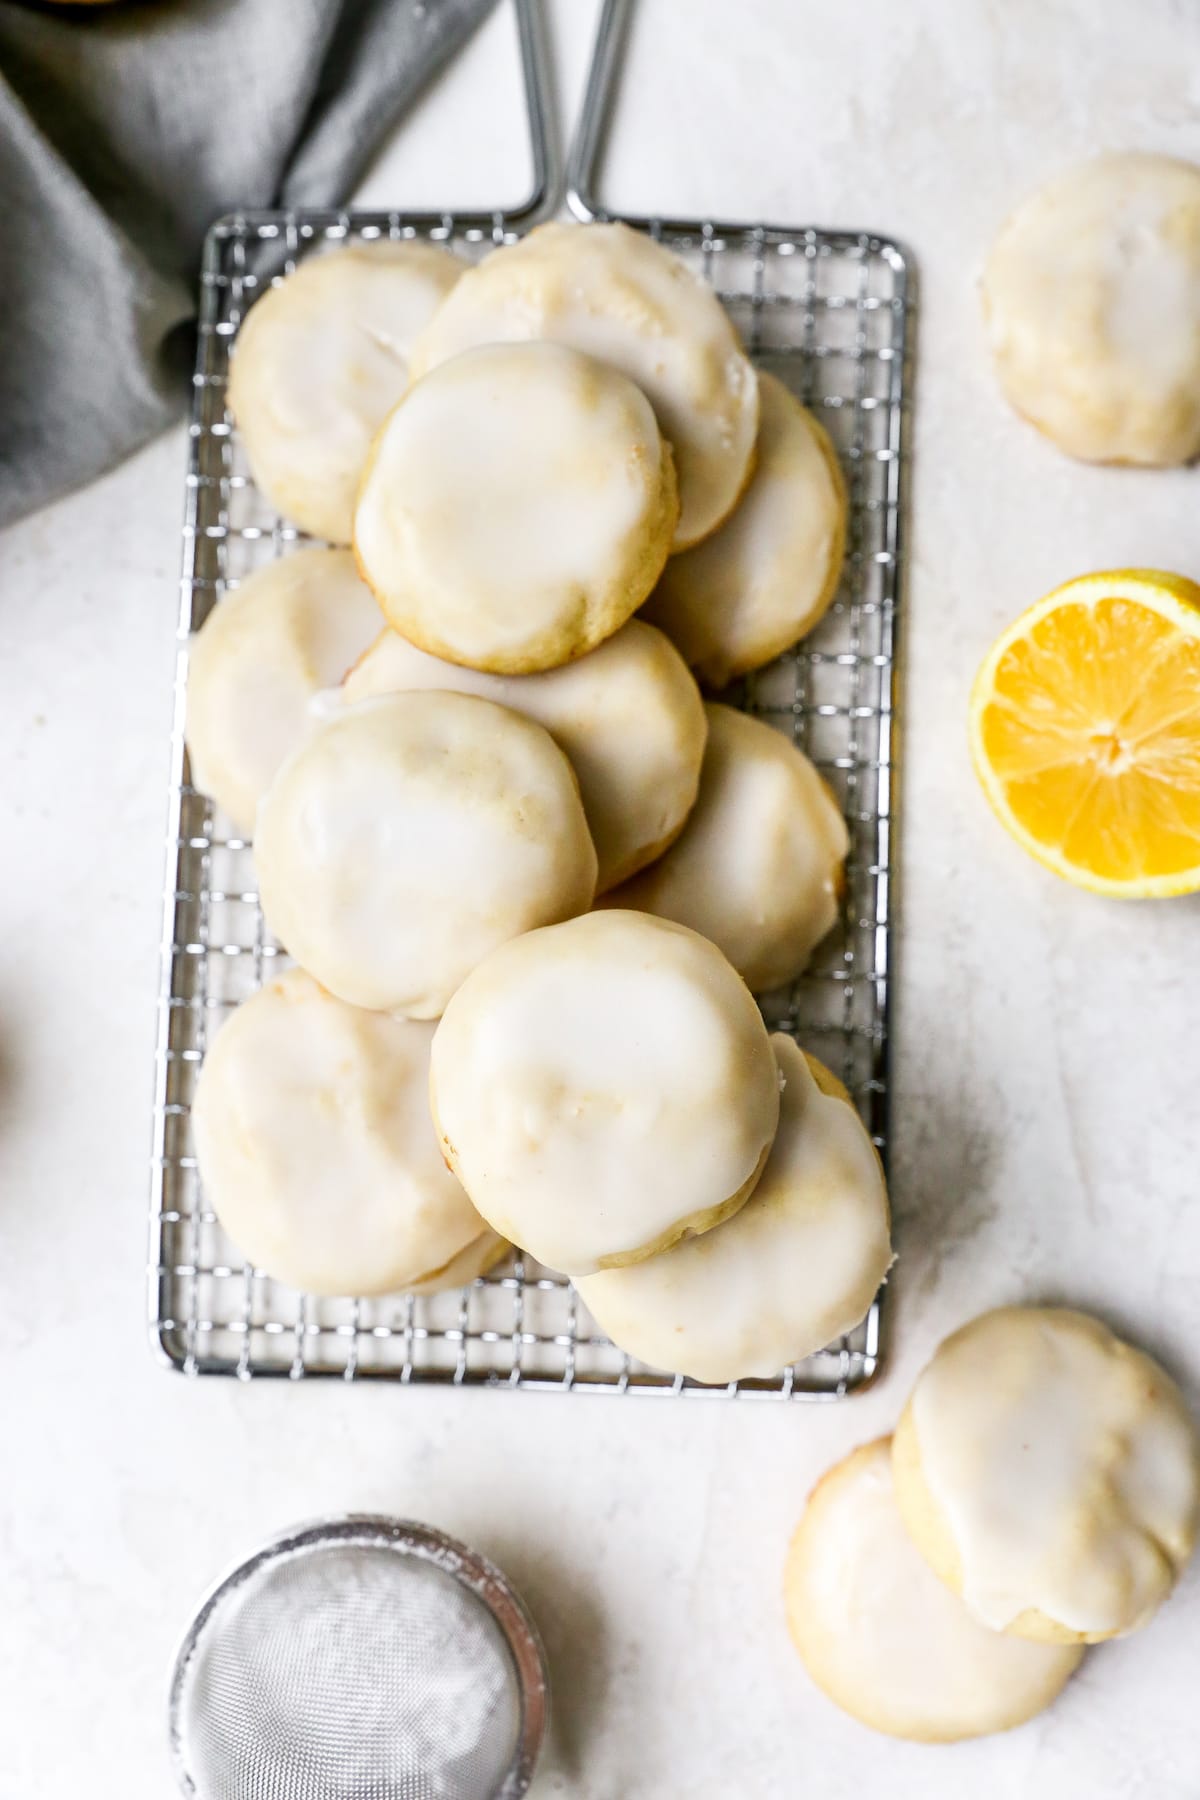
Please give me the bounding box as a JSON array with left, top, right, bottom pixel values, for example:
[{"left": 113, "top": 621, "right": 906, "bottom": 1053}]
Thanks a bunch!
[
  {"left": 786, "top": 1305, "right": 1200, "bottom": 1743},
  {"left": 192, "top": 896, "right": 893, "bottom": 1377},
  {"left": 186, "top": 217, "right": 882, "bottom": 1373},
  {"left": 430, "top": 909, "right": 892, "bottom": 1383}
]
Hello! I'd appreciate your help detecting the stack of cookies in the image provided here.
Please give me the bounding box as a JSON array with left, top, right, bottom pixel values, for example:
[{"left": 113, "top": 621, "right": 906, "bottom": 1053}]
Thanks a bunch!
[
  {"left": 186, "top": 219, "right": 890, "bottom": 1374},
  {"left": 785, "top": 1305, "right": 1200, "bottom": 1741}
]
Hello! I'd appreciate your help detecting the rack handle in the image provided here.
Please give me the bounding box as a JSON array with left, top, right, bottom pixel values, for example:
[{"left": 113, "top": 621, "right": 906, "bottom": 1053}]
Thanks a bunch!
[
  {"left": 565, "top": 0, "right": 633, "bottom": 222},
  {"left": 506, "top": 0, "right": 562, "bottom": 226}
]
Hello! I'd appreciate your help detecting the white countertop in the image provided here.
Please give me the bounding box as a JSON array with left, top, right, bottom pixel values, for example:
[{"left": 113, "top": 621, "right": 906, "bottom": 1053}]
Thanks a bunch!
[{"left": 2, "top": 2, "right": 1199, "bottom": 1794}]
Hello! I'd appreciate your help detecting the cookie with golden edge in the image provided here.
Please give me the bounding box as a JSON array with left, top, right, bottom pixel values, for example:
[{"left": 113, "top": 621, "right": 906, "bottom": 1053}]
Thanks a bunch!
[
  {"left": 575, "top": 1036, "right": 891, "bottom": 1383},
  {"left": 983, "top": 152, "right": 1200, "bottom": 465},
  {"left": 255, "top": 691, "right": 597, "bottom": 1020},
  {"left": 429, "top": 911, "right": 780, "bottom": 1276},
  {"left": 409, "top": 220, "right": 758, "bottom": 550},
  {"left": 185, "top": 547, "right": 382, "bottom": 836},
  {"left": 192, "top": 969, "right": 504, "bottom": 1298},
  {"left": 407, "top": 1232, "right": 511, "bottom": 1296},
  {"left": 785, "top": 1438, "right": 1084, "bottom": 1743},
  {"left": 341, "top": 619, "right": 705, "bottom": 892},
  {"left": 600, "top": 703, "right": 848, "bottom": 993},
  {"left": 644, "top": 374, "right": 847, "bottom": 688},
  {"left": 228, "top": 239, "right": 462, "bottom": 543},
  {"left": 353, "top": 341, "right": 678, "bottom": 675},
  {"left": 893, "top": 1306, "right": 1200, "bottom": 1644}
]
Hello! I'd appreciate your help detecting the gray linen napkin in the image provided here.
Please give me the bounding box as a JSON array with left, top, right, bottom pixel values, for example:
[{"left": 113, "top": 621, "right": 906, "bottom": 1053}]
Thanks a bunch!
[{"left": 0, "top": 0, "right": 496, "bottom": 528}]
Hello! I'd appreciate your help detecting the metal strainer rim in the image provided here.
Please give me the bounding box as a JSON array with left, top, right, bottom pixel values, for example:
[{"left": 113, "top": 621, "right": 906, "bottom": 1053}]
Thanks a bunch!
[{"left": 168, "top": 1515, "right": 550, "bottom": 1800}]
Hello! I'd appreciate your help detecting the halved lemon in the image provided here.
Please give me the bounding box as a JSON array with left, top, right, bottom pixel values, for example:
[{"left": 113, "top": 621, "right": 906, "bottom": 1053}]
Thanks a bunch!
[{"left": 970, "top": 570, "right": 1200, "bottom": 896}]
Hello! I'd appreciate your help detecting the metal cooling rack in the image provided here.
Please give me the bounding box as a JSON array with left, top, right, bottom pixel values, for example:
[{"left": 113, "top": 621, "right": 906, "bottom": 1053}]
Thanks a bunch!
[{"left": 149, "top": 0, "right": 912, "bottom": 1396}]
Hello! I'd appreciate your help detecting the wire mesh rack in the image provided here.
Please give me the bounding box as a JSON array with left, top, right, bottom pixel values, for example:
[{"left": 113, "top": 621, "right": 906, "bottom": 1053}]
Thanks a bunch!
[{"left": 148, "top": 2, "right": 912, "bottom": 1398}]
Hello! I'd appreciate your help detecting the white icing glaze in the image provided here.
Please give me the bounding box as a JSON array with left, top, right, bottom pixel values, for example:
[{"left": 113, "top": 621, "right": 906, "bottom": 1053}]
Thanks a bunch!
[
  {"left": 185, "top": 548, "right": 382, "bottom": 834},
  {"left": 785, "top": 1439, "right": 1083, "bottom": 1743},
  {"left": 255, "top": 691, "right": 597, "bottom": 1019},
  {"left": 409, "top": 220, "right": 759, "bottom": 549},
  {"left": 646, "top": 374, "right": 845, "bottom": 687},
  {"left": 228, "top": 240, "right": 463, "bottom": 542},
  {"left": 429, "top": 911, "right": 779, "bottom": 1275},
  {"left": 910, "top": 1306, "right": 1200, "bottom": 1636},
  {"left": 576, "top": 1034, "right": 890, "bottom": 1383},
  {"left": 601, "top": 703, "right": 848, "bottom": 992},
  {"left": 191, "top": 968, "right": 496, "bottom": 1296},
  {"left": 340, "top": 619, "right": 706, "bottom": 891},
  {"left": 983, "top": 152, "right": 1200, "bottom": 465},
  {"left": 353, "top": 340, "right": 676, "bottom": 674}
]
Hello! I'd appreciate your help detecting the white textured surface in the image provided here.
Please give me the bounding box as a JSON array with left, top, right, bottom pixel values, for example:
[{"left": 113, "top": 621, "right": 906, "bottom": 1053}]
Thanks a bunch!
[{"left": 1, "top": 2, "right": 1199, "bottom": 1794}]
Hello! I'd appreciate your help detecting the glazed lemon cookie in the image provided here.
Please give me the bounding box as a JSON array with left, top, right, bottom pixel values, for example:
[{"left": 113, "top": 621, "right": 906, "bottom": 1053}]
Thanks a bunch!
[
  {"left": 983, "top": 152, "right": 1200, "bottom": 465},
  {"left": 185, "top": 548, "right": 382, "bottom": 835},
  {"left": 430, "top": 911, "right": 780, "bottom": 1275},
  {"left": 353, "top": 341, "right": 677, "bottom": 675},
  {"left": 256, "top": 692, "right": 597, "bottom": 1019},
  {"left": 785, "top": 1439, "right": 1084, "bottom": 1743},
  {"left": 893, "top": 1306, "right": 1200, "bottom": 1644},
  {"left": 409, "top": 221, "right": 759, "bottom": 549},
  {"left": 645, "top": 374, "right": 847, "bottom": 687},
  {"left": 192, "top": 970, "right": 504, "bottom": 1297},
  {"left": 601, "top": 704, "right": 848, "bottom": 992},
  {"left": 576, "top": 1036, "right": 891, "bottom": 1383},
  {"left": 228, "top": 240, "right": 462, "bottom": 542},
  {"left": 341, "top": 620, "right": 706, "bottom": 892}
]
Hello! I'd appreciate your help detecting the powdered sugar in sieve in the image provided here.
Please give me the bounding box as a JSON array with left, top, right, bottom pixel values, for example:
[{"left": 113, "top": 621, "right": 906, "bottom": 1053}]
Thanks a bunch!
[{"left": 168, "top": 1518, "right": 548, "bottom": 1800}]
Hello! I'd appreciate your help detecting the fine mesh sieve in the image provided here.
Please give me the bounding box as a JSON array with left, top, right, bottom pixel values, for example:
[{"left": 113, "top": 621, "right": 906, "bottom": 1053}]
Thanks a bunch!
[{"left": 169, "top": 1518, "right": 548, "bottom": 1800}]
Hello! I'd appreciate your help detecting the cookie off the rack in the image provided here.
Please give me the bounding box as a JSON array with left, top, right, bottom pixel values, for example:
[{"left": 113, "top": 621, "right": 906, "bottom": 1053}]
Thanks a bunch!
[
  {"left": 892, "top": 1305, "right": 1200, "bottom": 1645},
  {"left": 983, "top": 152, "right": 1200, "bottom": 465},
  {"left": 785, "top": 1439, "right": 1083, "bottom": 1743}
]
